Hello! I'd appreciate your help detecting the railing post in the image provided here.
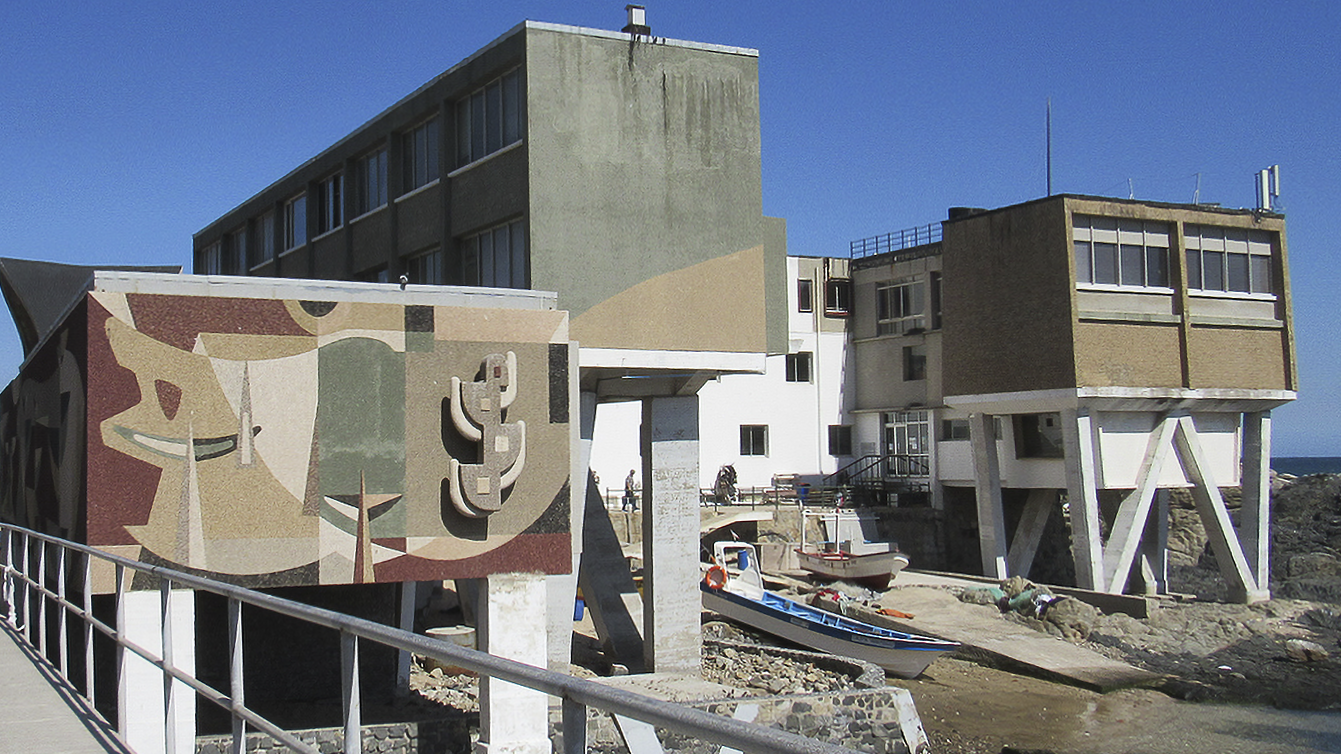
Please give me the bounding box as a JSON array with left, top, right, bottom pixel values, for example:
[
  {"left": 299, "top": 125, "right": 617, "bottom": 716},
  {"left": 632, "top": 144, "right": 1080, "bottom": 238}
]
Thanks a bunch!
[
  {"left": 3, "top": 528, "right": 13, "bottom": 628},
  {"left": 162, "top": 577, "right": 180, "bottom": 754},
  {"left": 115, "top": 563, "right": 127, "bottom": 739},
  {"left": 38, "top": 539, "right": 47, "bottom": 658},
  {"left": 84, "top": 551, "right": 95, "bottom": 708},
  {"left": 561, "top": 697, "right": 587, "bottom": 754},
  {"left": 341, "top": 630, "right": 361, "bottom": 754},
  {"left": 58, "top": 545, "right": 69, "bottom": 678},
  {"left": 20, "top": 533, "right": 30, "bottom": 641},
  {"left": 228, "top": 598, "right": 245, "bottom": 754}
]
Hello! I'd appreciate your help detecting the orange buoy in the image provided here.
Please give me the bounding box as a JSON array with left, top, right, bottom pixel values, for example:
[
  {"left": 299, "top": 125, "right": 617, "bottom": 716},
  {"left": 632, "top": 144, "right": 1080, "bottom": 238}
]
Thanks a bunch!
[{"left": 703, "top": 564, "right": 727, "bottom": 590}]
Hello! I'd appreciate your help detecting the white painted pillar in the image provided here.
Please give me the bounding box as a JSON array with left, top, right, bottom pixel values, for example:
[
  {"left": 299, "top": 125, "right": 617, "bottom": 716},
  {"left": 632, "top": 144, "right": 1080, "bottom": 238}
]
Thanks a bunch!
[
  {"left": 544, "top": 382, "right": 594, "bottom": 670},
  {"left": 969, "top": 413, "right": 1008, "bottom": 580},
  {"left": 477, "top": 572, "right": 551, "bottom": 754},
  {"left": 1061, "top": 408, "right": 1104, "bottom": 590},
  {"left": 641, "top": 395, "right": 701, "bottom": 674},
  {"left": 1139, "top": 490, "right": 1170, "bottom": 595},
  {"left": 1240, "top": 410, "right": 1272, "bottom": 594},
  {"left": 119, "top": 588, "right": 195, "bottom": 754}
]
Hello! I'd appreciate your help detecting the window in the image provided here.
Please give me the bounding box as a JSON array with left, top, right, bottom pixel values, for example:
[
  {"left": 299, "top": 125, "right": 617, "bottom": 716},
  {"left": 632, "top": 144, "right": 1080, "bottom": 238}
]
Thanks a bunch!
[
  {"left": 941, "top": 418, "right": 970, "bottom": 441},
  {"left": 1184, "top": 225, "right": 1273, "bottom": 295},
  {"left": 200, "top": 241, "right": 223, "bottom": 275},
  {"left": 882, "top": 411, "right": 929, "bottom": 476},
  {"left": 797, "top": 278, "right": 814, "bottom": 313},
  {"left": 462, "top": 219, "right": 526, "bottom": 289},
  {"left": 283, "top": 195, "right": 307, "bottom": 250},
  {"left": 406, "top": 247, "right": 444, "bottom": 285},
  {"left": 355, "top": 149, "right": 388, "bottom": 215},
  {"left": 1016, "top": 413, "right": 1064, "bottom": 458},
  {"left": 256, "top": 211, "right": 275, "bottom": 264},
  {"left": 785, "top": 352, "right": 812, "bottom": 382},
  {"left": 402, "top": 118, "right": 440, "bottom": 192},
  {"left": 227, "top": 227, "right": 248, "bottom": 274},
  {"left": 316, "top": 174, "right": 343, "bottom": 234},
  {"left": 1073, "top": 215, "right": 1170, "bottom": 289},
  {"left": 903, "top": 344, "right": 927, "bottom": 381},
  {"left": 828, "top": 425, "right": 853, "bottom": 457},
  {"left": 740, "top": 425, "right": 768, "bottom": 456},
  {"left": 929, "top": 272, "right": 942, "bottom": 330},
  {"left": 876, "top": 279, "right": 925, "bottom": 335},
  {"left": 456, "top": 68, "right": 523, "bottom": 166},
  {"left": 824, "top": 278, "right": 851, "bottom": 316}
]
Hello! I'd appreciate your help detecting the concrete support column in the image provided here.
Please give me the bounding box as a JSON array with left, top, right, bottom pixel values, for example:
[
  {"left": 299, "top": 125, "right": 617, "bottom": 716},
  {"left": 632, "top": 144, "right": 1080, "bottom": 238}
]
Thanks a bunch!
[
  {"left": 477, "top": 572, "right": 550, "bottom": 754},
  {"left": 1240, "top": 410, "right": 1272, "bottom": 591},
  {"left": 119, "top": 588, "right": 195, "bottom": 754},
  {"left": 640, "top": 395, "right": 701, "bottom": 674},
  {"left": 1061, "top": 408, "right": 1104, "bottom": 590},
  {"left": 969, "top": 413, "right": 1007, "bottom": 580},
  {"left": 1139, "top": 490, "right": 1170, "bottom": 595},
  {"left": 544, "top": 382, "right": 594, "bottom": 669}
]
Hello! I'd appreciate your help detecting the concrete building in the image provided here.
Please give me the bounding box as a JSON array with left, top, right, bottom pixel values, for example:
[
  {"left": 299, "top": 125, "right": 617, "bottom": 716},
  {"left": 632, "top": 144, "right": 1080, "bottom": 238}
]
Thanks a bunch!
[{"left": 190, "top": 10, "right": 788, "bottom": 693}]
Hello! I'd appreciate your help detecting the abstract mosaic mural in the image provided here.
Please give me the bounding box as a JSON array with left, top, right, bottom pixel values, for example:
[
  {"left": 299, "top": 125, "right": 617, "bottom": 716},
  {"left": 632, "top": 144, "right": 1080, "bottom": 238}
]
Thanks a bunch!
[{"left": 3, "top": 288, "right": 573, "bottom": 590}]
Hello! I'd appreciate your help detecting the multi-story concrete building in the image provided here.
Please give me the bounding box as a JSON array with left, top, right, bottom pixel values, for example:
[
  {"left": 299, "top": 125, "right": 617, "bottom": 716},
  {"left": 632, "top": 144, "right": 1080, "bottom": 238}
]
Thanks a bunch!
[{"left": 189, "top": 10, "right": 790, "bottom": 698}]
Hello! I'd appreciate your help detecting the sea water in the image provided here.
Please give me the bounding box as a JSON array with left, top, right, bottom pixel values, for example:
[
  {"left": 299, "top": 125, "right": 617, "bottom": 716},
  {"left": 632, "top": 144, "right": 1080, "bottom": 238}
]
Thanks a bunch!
[{"left": 1272, "top": 457, "right": 1341, "bottom": 476}]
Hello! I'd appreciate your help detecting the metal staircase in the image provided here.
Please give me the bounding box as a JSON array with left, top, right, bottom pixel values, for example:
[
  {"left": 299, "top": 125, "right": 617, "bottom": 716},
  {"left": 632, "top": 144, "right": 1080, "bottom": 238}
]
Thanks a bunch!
[{"left": 823, "top": 454, "right": 930, "bottom": 506}]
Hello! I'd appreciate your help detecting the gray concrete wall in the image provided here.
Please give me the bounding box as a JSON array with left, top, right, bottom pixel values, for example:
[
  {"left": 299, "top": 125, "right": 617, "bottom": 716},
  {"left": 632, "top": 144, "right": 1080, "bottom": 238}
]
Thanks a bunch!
[{"left": 525, "top": 27, "right": 769, "bottom": 353}]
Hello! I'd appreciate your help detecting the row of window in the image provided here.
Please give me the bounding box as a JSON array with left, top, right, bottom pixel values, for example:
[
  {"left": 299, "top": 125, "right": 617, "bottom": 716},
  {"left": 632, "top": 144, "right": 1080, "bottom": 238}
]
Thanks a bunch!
[
  {"left": 738, "top": 424, "right": 853, "bottom": 457},
  {"left": 401, "top": 219, "right": 529, "bottom": 287},
  {"left": 1073, "top": 215, "right": 1274, "bottom": 294},
  {"left": 201, "top": 69, "right": 524, "bottom": 276},
  {"left": 797, "top": 277, "right": 851, "bottom": 316}
]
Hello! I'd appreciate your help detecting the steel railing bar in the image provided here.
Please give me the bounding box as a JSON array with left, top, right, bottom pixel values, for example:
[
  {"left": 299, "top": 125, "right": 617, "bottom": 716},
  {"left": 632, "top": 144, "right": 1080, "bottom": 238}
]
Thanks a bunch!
[
  {"left": 162, "top": 578, "right": 179, "bottom": 754},
  {"left": 0, "top": 524, "right": 858, "bottom": 754},
  {"left": 84, "top": 550, "right": 95, "bottom": 708},
  {"left": 229, "top": 598, "right": 245, "bottom": 754},
  {"left": 340, "top": 631, "right": 360, "bottom": 754},
  {"left": 38, "top": 539, "right": 47, "bottom": 658},
  {"left": 58, "top": 546, "right": 69, "bottom": 678}
]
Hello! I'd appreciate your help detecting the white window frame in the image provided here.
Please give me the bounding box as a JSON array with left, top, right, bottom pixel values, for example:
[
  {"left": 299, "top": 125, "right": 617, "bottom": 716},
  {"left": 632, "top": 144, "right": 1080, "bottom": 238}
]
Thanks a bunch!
[
  {"left": 797, "top": 278, "right": 814, "bottom": 313},
  {"left": 316, "top": 173, "right": 343, "bottom": 236},
  {"left": 1073, "top": 215, "right": 1172, "bottom": 291},
  {"left": 876, "top": 279, "right": 925, "bottom": 335},
  {"left": 1184, "top": 224, "right": 1274, "bottom": 297},
  {"left": 740, "top": 425, "right": 768, "bottom": 456},
  {"left": 785, "top": 352, "right": 813, "bottom": 383},
  {"left": 283, "top": 194, "right": 307, "bottom": 252}
]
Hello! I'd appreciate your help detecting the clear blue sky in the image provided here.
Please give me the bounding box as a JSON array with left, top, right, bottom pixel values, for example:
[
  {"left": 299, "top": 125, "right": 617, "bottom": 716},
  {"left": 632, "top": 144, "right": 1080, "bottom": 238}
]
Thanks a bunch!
[{"left": 3, "top": 1, "right": 1337, "bottom": 456}]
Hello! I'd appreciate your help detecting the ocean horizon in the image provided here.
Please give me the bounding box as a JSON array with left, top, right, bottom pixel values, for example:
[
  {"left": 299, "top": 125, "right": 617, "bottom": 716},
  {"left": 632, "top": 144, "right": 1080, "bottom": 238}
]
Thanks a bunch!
[{"left": 1272, "top": 456, "right": 1341, "bottom": 476}]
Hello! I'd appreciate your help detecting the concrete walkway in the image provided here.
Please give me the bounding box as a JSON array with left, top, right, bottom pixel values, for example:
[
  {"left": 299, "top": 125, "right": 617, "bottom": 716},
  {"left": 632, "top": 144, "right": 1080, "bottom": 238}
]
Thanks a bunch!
[
  {"left": 858, "top": 572, "right": 1164, "bottom": 692},
  {"left": 0, "top": 623, "right": 130, "bottom": 754}
]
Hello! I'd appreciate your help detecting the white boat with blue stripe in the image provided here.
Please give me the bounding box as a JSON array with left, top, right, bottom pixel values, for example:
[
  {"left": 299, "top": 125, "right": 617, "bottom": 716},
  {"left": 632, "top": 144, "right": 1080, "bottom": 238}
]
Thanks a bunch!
[{"left": 701, "top": 542, "right": 958, "bottom": 679}]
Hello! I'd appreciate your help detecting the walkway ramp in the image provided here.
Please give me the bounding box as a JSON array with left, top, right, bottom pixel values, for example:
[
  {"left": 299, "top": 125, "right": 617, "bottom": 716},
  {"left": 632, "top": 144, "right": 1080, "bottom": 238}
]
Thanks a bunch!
[
  {"left": 700, "top": 510, "right": 773, "bottom": 537},
  {"left": 856, "top": 573, "right": 1164, "bottom": 692},
  {"left": 0, "top": 623, "right": 130, "bottom": 753}
]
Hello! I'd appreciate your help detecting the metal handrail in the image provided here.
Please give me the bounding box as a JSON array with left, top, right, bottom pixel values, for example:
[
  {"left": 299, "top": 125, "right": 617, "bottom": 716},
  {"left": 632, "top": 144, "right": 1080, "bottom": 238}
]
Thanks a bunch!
[
  {"left": 849, "top": 224, "right": 942, "bottom": 259},
  {"left": 1, "top": 523, "right": 857, "bottom": 754},
  {"left": 825, "top": 454, "right": 930, "bottom": 488}
]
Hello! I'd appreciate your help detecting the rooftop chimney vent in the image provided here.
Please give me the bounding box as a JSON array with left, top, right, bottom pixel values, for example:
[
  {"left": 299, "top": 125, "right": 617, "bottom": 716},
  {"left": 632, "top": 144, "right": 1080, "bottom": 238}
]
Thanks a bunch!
[{"left": 623, "top": 5, "right": 650, "bottom": 35}]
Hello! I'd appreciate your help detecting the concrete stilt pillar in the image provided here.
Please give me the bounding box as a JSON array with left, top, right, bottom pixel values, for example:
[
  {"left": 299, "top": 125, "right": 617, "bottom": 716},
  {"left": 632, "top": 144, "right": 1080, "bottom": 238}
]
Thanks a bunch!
[
  {"left": 1240, "top": 410, "right": 1272, "bottom": 593},
  {"left": 969, "top": 413, "right": 1008, "bottom": 580},
  {"left": 119, "top": 588, "right": 195, "bottom": 754},
  {"left": 640, "top": 395, "right": 701, "bottom": 674},
  {"left": 476, "top": 572, "right": 551, "bottom": 754},
  {"left": 1061, "top": 408, "right": 1104, "bottom": 590},
  {"left": 1138, "top": 490, "right": 1170, "bottom": 595},
  {"left": 545, "top": 388, "right": 595, "bottom": 670}
]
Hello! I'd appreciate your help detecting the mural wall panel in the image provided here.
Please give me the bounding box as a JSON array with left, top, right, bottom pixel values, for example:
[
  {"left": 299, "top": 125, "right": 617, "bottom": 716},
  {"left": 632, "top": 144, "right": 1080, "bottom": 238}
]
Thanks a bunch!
[{"left": 4, "top": 290, "right": 572, "bottom": 591}]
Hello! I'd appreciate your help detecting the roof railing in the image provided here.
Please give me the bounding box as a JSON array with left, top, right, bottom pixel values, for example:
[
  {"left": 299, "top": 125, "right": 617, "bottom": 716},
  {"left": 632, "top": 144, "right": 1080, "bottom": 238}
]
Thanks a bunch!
[{"left": 849, "top": 224, "right": 942, "bottom": 259}]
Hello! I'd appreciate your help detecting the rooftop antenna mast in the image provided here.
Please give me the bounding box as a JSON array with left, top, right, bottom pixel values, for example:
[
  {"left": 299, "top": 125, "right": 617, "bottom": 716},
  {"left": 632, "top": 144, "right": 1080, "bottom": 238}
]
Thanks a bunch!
[{"left": 1046, "top": 98, "right": 1052, "bottom": 197}]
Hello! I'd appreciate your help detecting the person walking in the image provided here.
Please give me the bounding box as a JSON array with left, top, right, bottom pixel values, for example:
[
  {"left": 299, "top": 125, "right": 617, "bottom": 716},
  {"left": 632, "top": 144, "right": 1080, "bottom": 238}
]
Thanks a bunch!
[{"left": 622, "top": 469, "right": 638, "bottom": 511}]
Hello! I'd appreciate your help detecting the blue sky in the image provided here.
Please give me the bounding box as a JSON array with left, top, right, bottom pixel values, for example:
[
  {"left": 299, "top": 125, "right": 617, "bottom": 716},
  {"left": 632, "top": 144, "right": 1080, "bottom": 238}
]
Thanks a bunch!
[{"left": 2, "top": 1, "right": 1337, "bottom": 455}]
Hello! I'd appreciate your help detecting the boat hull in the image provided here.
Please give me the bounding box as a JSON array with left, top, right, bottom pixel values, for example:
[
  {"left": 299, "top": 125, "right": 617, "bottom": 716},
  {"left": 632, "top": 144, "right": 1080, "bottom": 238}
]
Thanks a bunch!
[
  {"left": 796, "top": 549, "right": 909, "bottom": 590},
  {"left": 701, "top": 584, "right": 957, "bottom": 679}
]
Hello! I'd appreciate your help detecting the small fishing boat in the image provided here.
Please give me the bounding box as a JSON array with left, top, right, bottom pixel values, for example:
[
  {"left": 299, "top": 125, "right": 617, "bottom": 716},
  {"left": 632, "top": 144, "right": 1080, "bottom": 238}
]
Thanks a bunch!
[
  {"left": 795, "top": 546, "right": 909, "bottom": 591},
  {"left": 701, "top": 542, "right": 958, "bottom": 678},
  {"left": 796, "top": 508, "right": 908, "bottom": 590}
]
